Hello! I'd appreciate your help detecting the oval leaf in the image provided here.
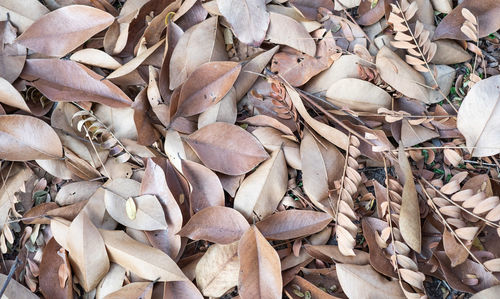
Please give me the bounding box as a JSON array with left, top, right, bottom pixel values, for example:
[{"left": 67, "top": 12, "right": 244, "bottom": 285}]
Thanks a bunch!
[
  {"left": 0, "top": 115, "right": 63, "bottom": 161},
  {"left": 178, "top": 206, "right": 250, "bottom": 244},
  {"left": 256, "top": 210, "right": 332, "bottom": 240},
  {"left": 17, "top": 5, "right": 114, "bottom": 57},
  {"left": 184, "top": 122, "right": 269, "bottom": 175},
  {"left": 175, "top": 61, "right": 241, "bottom": 117}
]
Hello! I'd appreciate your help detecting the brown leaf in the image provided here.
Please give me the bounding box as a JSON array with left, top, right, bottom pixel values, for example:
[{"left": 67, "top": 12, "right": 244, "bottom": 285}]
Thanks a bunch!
[
  {"left": 303, "top": 244, "right": 370, "bottom": 265},
  {"left": 289, "top": 0, "right": 334, "bottom": 20},
  {"left": 175, "top": 61, "right": 241, "bottom": 117},
  {"left": 20, "top": 59, "right": 133, "bottom": 108},
  {"left": 434, "top": 0, "right": 500, "bottom": 40},
  {"left": 252, "top": 127, "right": 301, "bottom": 170},
  {"left": 169, "top": 17, "right": 227, "bottom": 90},
  {"left": 67, "top": 212, "right": 110, "bottom": 291},
  {"left": 233, "top": 148, "right": 288, "bottom": 220},
  {"left": 181, "top": 159, "right": 224, "bottom": 213},
  {"left": 443, "top": 228, "right": 470, "bottom": 267},
  {"left": 100, "top": 229, "right": 187, "bottom": 282},
  {"left": 238, "top": 226, "right": 282, "bottom": 299},
  {"left": 0, "top": 115, "right": 63, "bottom": 161},
  {"left": 256, "top": 210, "right": 332, "bottom": 240},
  {"left": 17, "top": 5, "right": 114, "bottom": 57},
  {"left": 271, "top": 32, "right": 337, "bottom": 87},
  {"left": 336, "top": 264, "right": 405, "bottom": 299},
  {"left": 178, "top": 206, "right": 250, "bottom": 244},
  {"left": 266, "top": 12, "right": 316, "bottom": 56},
  {"left": 39, "top": 238, "right": 73, "bottom": 299},
  {"left": 398, "top": 144, "right": 421, "bottom": 253},
  {"left": 184, "top": 122, "right": 269, "bottom": 175},
  {"left": 195, "top": 241, "right": 240, "bottom": 297},
  {"left": 217, "top": 0, "right": 269, "bottom": 47},
  {"left": 457, "top": 75, "right": 500, "bottom": 157}
]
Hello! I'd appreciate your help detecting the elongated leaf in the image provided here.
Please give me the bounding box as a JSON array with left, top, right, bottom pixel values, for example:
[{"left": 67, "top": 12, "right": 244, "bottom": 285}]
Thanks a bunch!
[
  {"left": 0, "top": 77, "right": 29, "bottom": 111},
  {"left": 256, "top": 210, "right": 332, "bottom": 240},
  {"left": 184, "top": 122, "right": 269, "bottom": 175},
  {"left": 0, "top": 273, "right": 39, "bottom": 299},
  {"left": 67, "top": 212, "right": 109, "bottom": 291},
  {"left": 457, "top": 75, "right": 500, "bottom": 157},
  {"left": 100, "top": 229, "right": 187, "bottom": 282},
  {"left": 285, "top": 85, "right": 348, "bottom": 150},
  {"left": 70, "top": 49, "right": 122, "bottom": 70},
  {"left": 238, "top": 226, "right": 282, "bottom": 299},
  {"left": 326, "top": 78, "right": 392, "bottom": 112},
  {"left": 234, "top": 149, "right": 287, "bottom": 220},
  {"left": 0, "top": 115, "right": 63, "bottom": 161},
  {"left": 398, "top": 145, "right": 421, "bottom": 253},
  {"left": 266, "top": 12, "right": 316, "bottom": 56},
  {"left": 164, "top": 280, "right": 204, "bottom": 299},
  {"left": 181, "top": 160, "right": 224, "bottom": 213},
  {"left": 20, "top": 59, "right": 132, "bottom": 108},
  {"left": 217, "top": 0, "right": 269, "bottom": 47},
  {"left": 169, "top": 17, "right": 227, "bottom": 90},
  {"left": 17, "top": 5, "right": 114, "bottom": 57},
  {"left": 195, "top": 241, "right": 240, "bottom": 297},
  {"left": 178, "top": 206, "right": 249, "bottom": 244},
  {"left": 175, "top": 61, "right": 241, "bottom": 117},
  {"left": 336, "top": 264, "right": 405, "bottom": 299}
]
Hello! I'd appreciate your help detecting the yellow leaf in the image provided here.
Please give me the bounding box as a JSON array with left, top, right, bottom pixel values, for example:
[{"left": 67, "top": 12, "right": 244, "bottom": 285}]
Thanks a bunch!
[{"left": 125, "top": 197, "right": 137, "bottom": 220}]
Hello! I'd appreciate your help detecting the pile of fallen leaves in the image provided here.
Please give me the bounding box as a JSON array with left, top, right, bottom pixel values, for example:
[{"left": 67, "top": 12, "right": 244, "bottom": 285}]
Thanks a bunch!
[{"left": 1, "top": 0, "right": 500, "bottom": 298}]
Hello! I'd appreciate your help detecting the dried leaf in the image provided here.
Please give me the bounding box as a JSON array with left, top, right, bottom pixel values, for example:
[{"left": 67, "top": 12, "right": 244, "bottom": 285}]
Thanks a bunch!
[
  {"left": 234, "top": 149, "right": 288, "bottom": 220},
  {"left": 0, "top": 0, "right": 49, "bottom": 33},
  {"left": 103, "top": 282, "right": 153, "bottom": 299},
  {"left": 217, "top": 0, "right": 269, "bottom": 47},
  {"left": 67, "top": 212, "right": 110, "bottom": 291},
  {"left": 0, "top": 115, "right": 63, "bottom": 161},
  {"left": 266, "top": 12, "right": 316, "bottom": 56},
  {"left": 169, "top": 17, "right": 227, "bottom": 90},
  {"left": 184, "top": 122, "right": 269, "bottom": 175},
  {"left": 39, "top": 238, "right": 73, "bottom": 299},
  {"left": 178, "top": 206, "right": 250, "bottom": 244},
  {"left": 181, "top": 160, "right": 224, "bottom": 213},
  {"left": 256, "top": 210, "right": 332, "bottom": 240},
  {"left": 195, "top": 241, "right": 240, "bottom": 297},
  {"left": 0, "top": 77, "right": 30, "bottom": 112},
  {"left": 175, "top": 61, "right": 241, "bottom": 117},
  {"left": 457, "top": 75, "right": 500, "bottom": 157},
  {"left": 326, "top": 78, "right": 392, "bottom": 112},
  {"left": 0, "top": 273, "right": 39, "bottom": 299},
  {"left": 100, "top": 229, "right": 187, "bottom": 282},
  {"left": 398, "top": 144, "right": 421, "bottom": 253},
  {"left": 17, "top": 5, "right": 114, "bottom": 57},
  {"left": 20, "top": 59, "right": 133, "bottom": 108},
  {"left": 336, "top": 264, "right": 405, "bottom": 299},
  {"left": 238, "top": 226, "right": 282, "bottom": 298},
  {"left": 434, "top": 0, "right": 500, "bottom": 40}
]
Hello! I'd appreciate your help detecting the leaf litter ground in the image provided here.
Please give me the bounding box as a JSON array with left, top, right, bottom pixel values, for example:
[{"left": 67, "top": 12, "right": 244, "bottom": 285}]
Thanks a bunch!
[{"left": 1, "top": 0, "right": 500, "bottom": 298}]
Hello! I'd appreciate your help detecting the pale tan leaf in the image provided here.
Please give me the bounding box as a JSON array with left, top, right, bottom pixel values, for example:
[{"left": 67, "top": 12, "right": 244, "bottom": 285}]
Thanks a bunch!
[
  {"left": 266, "top": 12, "right": 316, "bottom": 56},
  {"left": 457, "top": 75, "right": 500, "bottom": 157},
  {"left": 0, "top": 77, "right": 30, "bottom": 112},
  {"left": 70, "top": 49, "right": 122, "bottom": 70},
  {"left": 460, "top": 24, "right": 477, "bottom": 41},
  {"left": 326, "top": 78, "right": 392, "bottom": 112},
  {"left": 234, "top": 149, "right": 288, "bottom": 220},
  {"left": 461, "top": 8, "right": 477, "bottom": 25},
  {"left": 103, "top": 282, "right": 153, "bottom": 299},
  {"left": 336, "top": 264, "right": 405, "bottom": 299},
  {"left": 100, "top": 229, "right": 187, "bottom": 282},
  {"left": 0, "top": 0, "right": 49, "bottom": 33},
  {"left": 96, "top": 263, "right": 126, "bottom": 299},
  {"left": 455, "top": 227, "right": 479, "bottom": 241},
  {"left": 67, "top": 212, "right": 110, "bottom": 291},
  {"left": 125, "top": 197, "right": 137, "bottom": 220},
  {"left": 107, "top": 39, "right": 164, "bottom": 79},
  {"left": 195, "top": 242, "right": 239, "bottom": 297},
  {"left": 0, "top": 273, "right": 39, "bottom": 299}
]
